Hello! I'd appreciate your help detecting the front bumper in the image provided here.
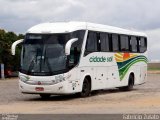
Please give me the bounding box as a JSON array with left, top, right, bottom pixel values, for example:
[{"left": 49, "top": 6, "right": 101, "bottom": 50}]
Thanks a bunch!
[{"left": 19, "top": 80, "right": 74, "bottom": 94}]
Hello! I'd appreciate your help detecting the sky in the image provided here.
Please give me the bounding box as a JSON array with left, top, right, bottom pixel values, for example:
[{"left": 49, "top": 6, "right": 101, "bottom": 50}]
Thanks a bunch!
[{"left": 0, "top": 0, "right": 160, "bottom": 61}]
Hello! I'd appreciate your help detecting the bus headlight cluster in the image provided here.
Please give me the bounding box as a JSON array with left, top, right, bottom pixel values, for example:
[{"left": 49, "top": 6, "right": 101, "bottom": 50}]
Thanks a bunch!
[
  {"left": 53, "top": 75, "right": 65, "bottom": 84},
  {"left": 19, "top": 75, "right": 29, "bottom": 82}
]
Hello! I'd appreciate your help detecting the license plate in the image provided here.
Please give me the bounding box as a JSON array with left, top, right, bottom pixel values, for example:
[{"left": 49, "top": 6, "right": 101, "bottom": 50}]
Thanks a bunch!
[{"left": 35, "top": 87, "right": 44, "bottom": 91}]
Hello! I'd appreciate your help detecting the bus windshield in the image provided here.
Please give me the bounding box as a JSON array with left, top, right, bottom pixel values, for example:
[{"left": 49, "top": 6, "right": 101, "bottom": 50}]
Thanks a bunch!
[{"left": 21, "top": 33, "right": 71, "bottom": 76}]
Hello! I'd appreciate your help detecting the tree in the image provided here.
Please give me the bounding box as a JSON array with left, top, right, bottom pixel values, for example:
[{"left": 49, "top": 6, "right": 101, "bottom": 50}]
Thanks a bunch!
[{"left": 0, "top": 29, "right": 24, "bottom": 71}]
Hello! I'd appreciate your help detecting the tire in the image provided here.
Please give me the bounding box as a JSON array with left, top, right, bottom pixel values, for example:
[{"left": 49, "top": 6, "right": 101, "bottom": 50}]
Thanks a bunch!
[
  {"left": 80, "top": 78, "right": 91, "bottom": 97},
  {"left": 40, "top": 94, "right": 51, "bottom": 99},
  {"left": 119, "top": 74, "right": 134, "bottom": 91}
]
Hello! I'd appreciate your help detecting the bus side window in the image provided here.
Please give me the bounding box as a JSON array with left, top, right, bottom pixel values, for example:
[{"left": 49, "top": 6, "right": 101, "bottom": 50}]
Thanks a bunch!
[
  {"left": 120, "top": 35, "right": 129, "bottom": 52},
  {"left": 130, "top": 36, "right": 138, "bottom": 53},
  {"left": 139, "top": 37, "right": 147, "bottom": 53},
  {"left": 100, "top": 33, "right": 110, "bottom": 52},
  {"left": 85, "top": 31, "right": 98, "bottom": 55},
  {"left": 112, "top": 34, "right": 119, "bottom": 52}
]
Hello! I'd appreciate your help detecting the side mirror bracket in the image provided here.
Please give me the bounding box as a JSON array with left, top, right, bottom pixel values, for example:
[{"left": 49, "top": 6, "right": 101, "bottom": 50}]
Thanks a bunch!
[
  {"left": 11, "top": 39, "right": 24, "bottom": 55},
  {"left": 65, "top": 38, "right": 78, "bottom": 55}
]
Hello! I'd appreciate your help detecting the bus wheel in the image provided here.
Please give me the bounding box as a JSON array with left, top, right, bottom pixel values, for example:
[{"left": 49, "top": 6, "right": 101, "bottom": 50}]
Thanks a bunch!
[
  {"left": 80, "top": 78, "right": 91, "bottom": 97},
  {"left": 40, "top": 94, "right": 51, "bottom": 99},
  {"left": 119, "top": 74, "right": 134, "bottom": 91}
]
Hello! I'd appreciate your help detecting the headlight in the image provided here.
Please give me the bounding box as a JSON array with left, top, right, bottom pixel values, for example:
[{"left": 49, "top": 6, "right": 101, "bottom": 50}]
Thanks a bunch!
[
  {"left": 19, "top": 75, "right": 29, "bottom": 82},
  {"left": 19, "top": 74, "right": 66, "bottom": 85},
  {"left": 53, "top": 75, "right": 65, "bottom": 84}
]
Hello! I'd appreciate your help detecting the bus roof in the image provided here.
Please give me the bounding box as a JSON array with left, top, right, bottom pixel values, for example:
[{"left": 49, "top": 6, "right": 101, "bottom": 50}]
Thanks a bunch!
[{"left": 27, "top": 21, "right": 147, "bottom": 37}]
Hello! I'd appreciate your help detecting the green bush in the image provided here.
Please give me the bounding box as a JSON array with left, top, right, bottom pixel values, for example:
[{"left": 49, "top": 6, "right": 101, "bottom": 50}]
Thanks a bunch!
[{"left": 0, "top": 29, "right": 24, "bottom": 71}]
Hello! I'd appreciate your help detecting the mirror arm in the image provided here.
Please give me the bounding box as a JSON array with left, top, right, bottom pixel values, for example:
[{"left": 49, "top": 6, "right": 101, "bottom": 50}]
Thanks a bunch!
[
  {"left": 11, "top": 39, "right": 24, "bottom": 55},
  {"left": 65, "top": 38, "right": 78, "bottom": 55}
]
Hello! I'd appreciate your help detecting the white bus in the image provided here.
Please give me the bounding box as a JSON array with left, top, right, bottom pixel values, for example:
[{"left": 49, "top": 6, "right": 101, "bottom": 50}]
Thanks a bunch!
[{"left": 11, "top": 22, "right": 147, "bottom": 98}]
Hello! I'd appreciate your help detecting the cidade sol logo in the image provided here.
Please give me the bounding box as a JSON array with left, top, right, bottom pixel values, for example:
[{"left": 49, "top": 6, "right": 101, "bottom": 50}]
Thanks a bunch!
[{"left": 89, "top": 56, "right": 113, "bottom": 62}]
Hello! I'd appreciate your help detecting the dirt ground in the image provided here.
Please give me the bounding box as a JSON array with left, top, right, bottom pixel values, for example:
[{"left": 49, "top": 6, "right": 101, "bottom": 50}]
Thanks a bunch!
[{"left": 0, "top": 73, "right": 160, "bottom": 114}]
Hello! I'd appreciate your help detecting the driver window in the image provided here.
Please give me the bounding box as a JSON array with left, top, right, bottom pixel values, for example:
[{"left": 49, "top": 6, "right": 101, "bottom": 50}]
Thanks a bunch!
[{"left": 69, "top": 30, "right": 85, "bottom": 68}]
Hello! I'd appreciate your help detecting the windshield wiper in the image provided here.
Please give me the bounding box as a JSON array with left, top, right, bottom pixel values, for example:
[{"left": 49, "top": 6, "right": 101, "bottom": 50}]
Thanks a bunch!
[
  {"left": 28, "top": 56, "right": 36, "bottom": 74},
  {"left": 45, "top": 57, "right": 53, "bottom": 75},
  {"left": 28, "top": 48, "right": 39, "bottom": 73},
  {"left": 43, "top": 45, "right": 53, "bottom": 74}
]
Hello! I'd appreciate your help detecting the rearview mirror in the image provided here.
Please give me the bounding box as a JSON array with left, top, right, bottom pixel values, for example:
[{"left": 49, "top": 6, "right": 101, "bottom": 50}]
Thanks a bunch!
[
  {"left": 65, "top": 38, "right": 78, "bottom": 55},
  {"left": 11, "top": 39, "right": 24, "bottom": 55}
]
